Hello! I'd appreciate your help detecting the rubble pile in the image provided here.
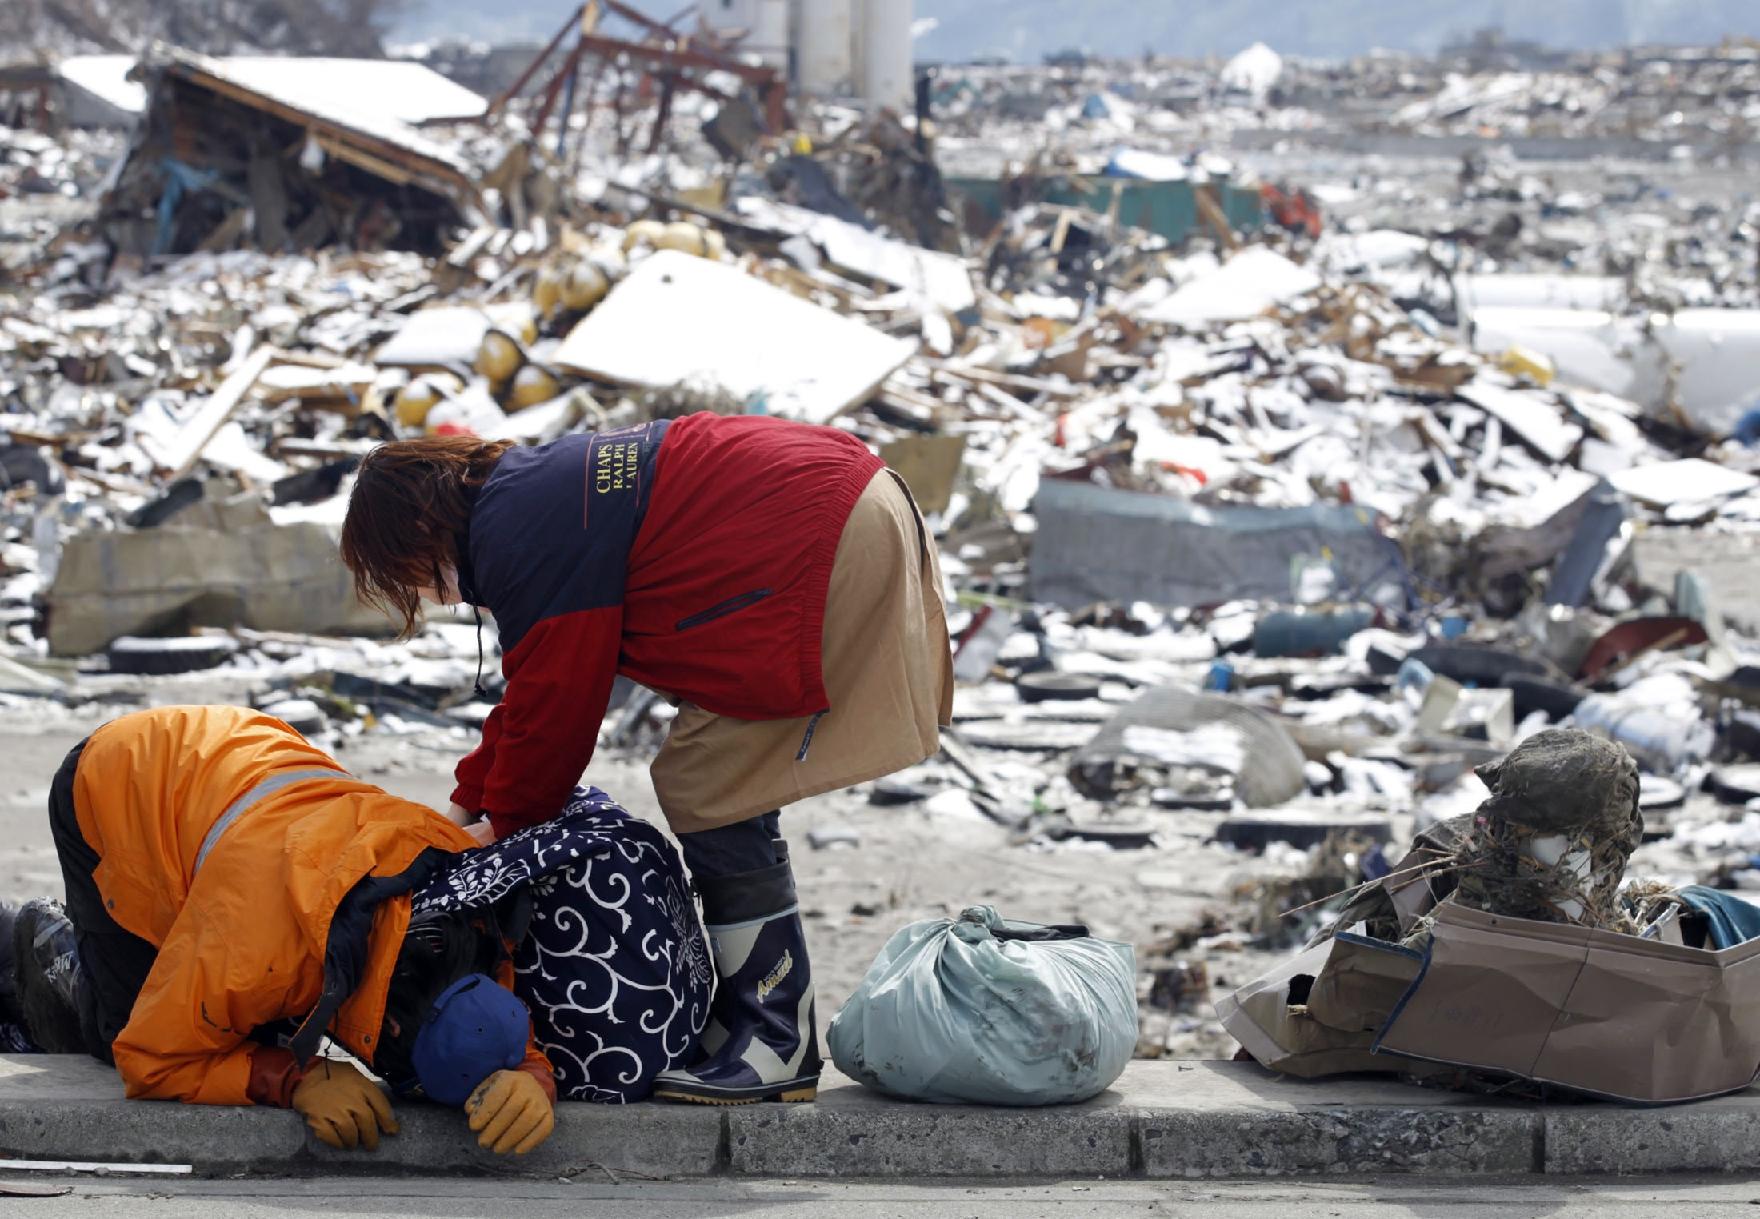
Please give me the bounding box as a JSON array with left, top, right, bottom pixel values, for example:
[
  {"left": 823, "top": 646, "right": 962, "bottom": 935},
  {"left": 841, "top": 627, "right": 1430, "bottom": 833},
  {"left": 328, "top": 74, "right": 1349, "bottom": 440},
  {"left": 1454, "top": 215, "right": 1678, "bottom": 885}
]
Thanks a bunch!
[
  {"left": 5, "top": 33, "right": 1760, "bottom": 1069},
  {"left": 1446, "top": 728, "right": 1642, "bottom": 930},
  {"left": 0, "top": 125, "right": 120, "bottom": 201},
  {"left": 1220, "top": 727, "right": 1760, "bottom": 1104},
  {"left": 1377, "top": 45, "right": 1760, "bottom": 143},
  {"left": 931, "top": 41, "right": 1760, "bottom": 168}
]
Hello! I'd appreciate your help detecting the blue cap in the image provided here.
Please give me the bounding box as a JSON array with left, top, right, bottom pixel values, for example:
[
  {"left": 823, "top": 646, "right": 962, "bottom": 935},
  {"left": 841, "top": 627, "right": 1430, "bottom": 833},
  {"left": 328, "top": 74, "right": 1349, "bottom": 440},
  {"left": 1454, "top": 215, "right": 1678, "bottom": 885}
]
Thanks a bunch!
[{"left": 410, "top": 973, "right": 529, "bottom": 1107}]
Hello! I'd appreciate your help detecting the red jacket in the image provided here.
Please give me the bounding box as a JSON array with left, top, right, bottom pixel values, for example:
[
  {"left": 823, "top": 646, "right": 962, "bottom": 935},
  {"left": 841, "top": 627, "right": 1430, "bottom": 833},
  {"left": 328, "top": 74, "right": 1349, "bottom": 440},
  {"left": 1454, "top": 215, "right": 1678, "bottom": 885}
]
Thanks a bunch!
[{"left": 452, "top": 412, "right": 882, "bottom": 836}]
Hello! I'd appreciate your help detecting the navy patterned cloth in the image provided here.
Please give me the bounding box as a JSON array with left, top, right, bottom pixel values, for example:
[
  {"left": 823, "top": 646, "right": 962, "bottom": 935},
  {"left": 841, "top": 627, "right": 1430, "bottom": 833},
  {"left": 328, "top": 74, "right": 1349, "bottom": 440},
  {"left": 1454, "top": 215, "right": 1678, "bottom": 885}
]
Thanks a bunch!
[{"left": 413, "top": 787, "right": 712, "bottom": 1103}]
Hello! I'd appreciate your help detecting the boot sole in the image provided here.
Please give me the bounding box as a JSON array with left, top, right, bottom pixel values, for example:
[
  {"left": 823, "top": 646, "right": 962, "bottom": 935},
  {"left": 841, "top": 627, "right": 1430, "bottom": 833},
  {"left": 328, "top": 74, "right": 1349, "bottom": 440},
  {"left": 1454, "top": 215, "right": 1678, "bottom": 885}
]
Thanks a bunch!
[
  {"left": 652, "top": 1084, "right": 818, "bottom": 1106},
  {"left": 12, "top": 903, "right": 81, "bottom": 1054}
]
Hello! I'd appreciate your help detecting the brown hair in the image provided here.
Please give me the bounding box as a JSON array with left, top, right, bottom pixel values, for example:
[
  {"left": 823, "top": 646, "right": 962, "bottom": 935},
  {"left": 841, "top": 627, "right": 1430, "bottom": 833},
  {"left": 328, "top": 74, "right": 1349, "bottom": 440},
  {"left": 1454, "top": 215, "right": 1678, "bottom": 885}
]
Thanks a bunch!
[{"left": 340, "top": 436, "right": 513, "bottom": 635}]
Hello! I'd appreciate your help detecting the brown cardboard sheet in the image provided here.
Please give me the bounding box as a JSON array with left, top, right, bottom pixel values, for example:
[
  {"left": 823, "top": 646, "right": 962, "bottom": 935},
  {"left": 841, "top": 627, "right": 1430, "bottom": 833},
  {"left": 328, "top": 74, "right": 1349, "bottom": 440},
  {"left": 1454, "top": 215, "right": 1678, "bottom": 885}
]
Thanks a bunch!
[
  {"left": 1377, "top": 902, "right": 1760, "bottom": 1103},
  {"left": 1214, "top": 936, "right": 1423, "bottom": 1079}
]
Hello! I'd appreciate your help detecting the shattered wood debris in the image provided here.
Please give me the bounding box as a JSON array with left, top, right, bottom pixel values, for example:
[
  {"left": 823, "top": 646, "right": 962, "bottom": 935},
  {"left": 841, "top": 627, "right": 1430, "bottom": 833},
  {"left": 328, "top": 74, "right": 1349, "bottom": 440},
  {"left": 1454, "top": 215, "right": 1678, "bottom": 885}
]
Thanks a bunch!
[
  {"left": 99, "top": 51, "right": 490, "bottom": 258},
  {"left": 7, "top": 27, "right": 1760, "bottom": 1075}
]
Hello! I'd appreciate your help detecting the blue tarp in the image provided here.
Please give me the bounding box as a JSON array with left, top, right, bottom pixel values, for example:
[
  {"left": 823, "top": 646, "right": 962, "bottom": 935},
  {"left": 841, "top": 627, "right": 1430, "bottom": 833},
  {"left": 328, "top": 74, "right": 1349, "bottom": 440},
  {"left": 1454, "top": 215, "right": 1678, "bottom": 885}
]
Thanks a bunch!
[
  {"left": 1679, "top": 885, "right": 1760, "bottom": 950},
  {"left": 1030, "top": 478, "right": 1410, "bottom": 610}
]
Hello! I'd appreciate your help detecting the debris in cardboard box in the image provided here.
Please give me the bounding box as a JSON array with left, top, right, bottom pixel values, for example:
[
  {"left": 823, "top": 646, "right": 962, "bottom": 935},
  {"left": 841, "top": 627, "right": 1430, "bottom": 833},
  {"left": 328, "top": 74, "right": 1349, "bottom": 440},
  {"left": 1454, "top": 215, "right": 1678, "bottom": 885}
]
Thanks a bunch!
[
  {"left": 5, "top": 26, "right": 1760, "bottom": 1075},
  {"left": 1223, "top": 730, "right": 1760, "bottom": 1103},
  {"left": 1446, "top": 729, "right": 1641, "bottom": 929}
]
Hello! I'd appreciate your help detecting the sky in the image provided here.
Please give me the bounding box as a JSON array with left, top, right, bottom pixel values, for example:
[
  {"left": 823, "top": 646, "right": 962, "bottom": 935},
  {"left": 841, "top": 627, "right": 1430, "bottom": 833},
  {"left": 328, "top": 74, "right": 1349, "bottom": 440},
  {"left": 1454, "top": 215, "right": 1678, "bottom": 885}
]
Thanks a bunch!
[{"left": 394, "top": 0, "right": 1760, "bottom": 61}]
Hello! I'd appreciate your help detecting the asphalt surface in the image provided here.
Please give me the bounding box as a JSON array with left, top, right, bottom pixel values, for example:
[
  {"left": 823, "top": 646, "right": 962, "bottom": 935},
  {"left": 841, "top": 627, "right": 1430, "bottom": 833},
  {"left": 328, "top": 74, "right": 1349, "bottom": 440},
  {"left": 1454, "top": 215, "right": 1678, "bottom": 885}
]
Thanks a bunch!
[{"left": 4, "top": 1175, "right": 1760, "bottom": 1217}]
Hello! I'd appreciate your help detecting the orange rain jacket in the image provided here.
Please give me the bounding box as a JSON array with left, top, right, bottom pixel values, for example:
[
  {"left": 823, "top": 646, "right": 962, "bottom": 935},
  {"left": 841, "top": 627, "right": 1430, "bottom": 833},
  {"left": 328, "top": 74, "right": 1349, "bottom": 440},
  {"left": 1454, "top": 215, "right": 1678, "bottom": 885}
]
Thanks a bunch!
[{"left": 70, "top": 705, "right": 551, "bottom": 1105}]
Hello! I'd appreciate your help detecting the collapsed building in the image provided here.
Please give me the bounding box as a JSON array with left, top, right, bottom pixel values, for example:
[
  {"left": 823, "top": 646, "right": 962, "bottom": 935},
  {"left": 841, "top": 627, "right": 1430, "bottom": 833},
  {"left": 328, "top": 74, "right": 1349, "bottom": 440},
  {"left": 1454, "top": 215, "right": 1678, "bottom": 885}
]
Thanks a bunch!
[{"left": 99, "top": 51, "right": 489, "bottom": 256}]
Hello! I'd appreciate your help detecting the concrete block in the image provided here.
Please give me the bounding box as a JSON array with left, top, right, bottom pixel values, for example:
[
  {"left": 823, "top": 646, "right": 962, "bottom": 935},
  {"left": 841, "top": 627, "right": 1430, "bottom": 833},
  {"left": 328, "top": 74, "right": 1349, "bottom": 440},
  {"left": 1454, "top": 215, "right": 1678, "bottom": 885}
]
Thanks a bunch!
[
  {"left": 1545, "top": 1100, "right": 1760, "bottom": 1175},
  {"left": 1139, "top": 1106, "right": 1539, "bottom": 1177},
  {"left": 343, "top": 1099, "right": 725, "bottom": 1179},
  {"left": 0, "top": 1055, "right": 724, "bottom": 1177},
  {"left": 29, "top": 1055, "right": 1760, "bottom": 1180},
  {"left": 0, "top": 1099, "right": 304, "bottom": 1170},
  {"left": 1125, "top": 1061, "right": 1539, "bottom": 1177},
  {"left": 0, "top": 1054, "right": 300, "bottom": 1171},
  {"left": 726, "top": 1067, "right": 1132, "bottom": 1177}
]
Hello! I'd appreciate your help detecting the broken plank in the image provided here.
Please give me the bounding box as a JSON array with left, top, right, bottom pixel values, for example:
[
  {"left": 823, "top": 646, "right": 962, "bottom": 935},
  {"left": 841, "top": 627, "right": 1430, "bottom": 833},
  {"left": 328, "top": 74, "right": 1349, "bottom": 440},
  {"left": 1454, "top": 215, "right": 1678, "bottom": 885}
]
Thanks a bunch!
[
  {"left": 271, "top": 437, "right": 385, "bottom": 460},
  {"left": 314, "top": 134, "right": 417, "bottom": 186},
  {"left": 196, "top": 207, "right": 250, "bottom": 253},
  {"left": 974, "top": 380, "right": 1036, "bottom": 420},
  {"left": 932, "top": 362, "right": 1081, "bottom": 400},
  {"left": 445, "top": 225, "right": 498, "bottom": 269},
  {"left": 149, "top": 347, "right": 276, "bottom": 479},
  {"left": 1457, "top": 380, "right": 1582, "bottom": 464}
]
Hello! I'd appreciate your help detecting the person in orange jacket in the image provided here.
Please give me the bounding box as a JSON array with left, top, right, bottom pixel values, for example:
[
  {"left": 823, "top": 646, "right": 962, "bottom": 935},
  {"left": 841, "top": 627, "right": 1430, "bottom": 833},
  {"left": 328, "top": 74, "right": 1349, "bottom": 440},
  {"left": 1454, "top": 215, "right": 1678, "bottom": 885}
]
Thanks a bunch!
[{"left": 12, "top": 705, "right": 555, "bottom": 1155}]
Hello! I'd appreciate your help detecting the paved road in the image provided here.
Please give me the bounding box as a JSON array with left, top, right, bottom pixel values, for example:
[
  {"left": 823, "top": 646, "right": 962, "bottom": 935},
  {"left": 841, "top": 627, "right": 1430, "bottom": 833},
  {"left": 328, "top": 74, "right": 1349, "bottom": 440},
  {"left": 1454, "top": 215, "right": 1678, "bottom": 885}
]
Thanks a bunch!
[{"left": 3, "top": 1175, "right": 1760, "bottom": 1217}]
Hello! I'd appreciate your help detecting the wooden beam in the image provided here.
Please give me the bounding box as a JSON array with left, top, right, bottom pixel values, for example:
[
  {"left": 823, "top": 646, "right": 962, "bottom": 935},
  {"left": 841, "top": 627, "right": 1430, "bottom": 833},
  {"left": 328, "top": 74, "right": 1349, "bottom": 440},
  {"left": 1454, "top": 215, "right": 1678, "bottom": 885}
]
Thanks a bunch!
[
  {"left": 573, "top": 31, "right": 780, "bottom": 87},
  {"left": 1196, "top": 183, "right": 1241, "bottom": 251},
  {"left": 531, "top": 37, "right": 588, "bottom": 139},
  {"left": 167, "top": 64, "right": 473, "bottom": 199},
  {"left": 151, "top": 347, "right": 275, "bottom": 479},
  {"left": 487, "top": 5, "right": 587, "bottom": 117},
  {"left": 313, "top": 134, "right": 416, "bottom": 187},
  {"left": 645, "top": 72, "right": 676, "bottom": 153}
]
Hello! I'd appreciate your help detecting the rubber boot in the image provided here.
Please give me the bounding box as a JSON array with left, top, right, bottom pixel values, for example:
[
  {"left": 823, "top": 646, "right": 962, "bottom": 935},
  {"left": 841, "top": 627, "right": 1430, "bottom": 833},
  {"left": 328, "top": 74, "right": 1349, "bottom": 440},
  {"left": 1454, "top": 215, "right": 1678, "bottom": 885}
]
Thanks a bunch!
[
  {"left": 13, "top": 899, "right": 85, "bottom": 1054},
  {"left": 652, "top": 859, "right": 821, "bottom": 1105},
  {"left": 0, "top": 902, "right": 21, "bottom": 1026}
]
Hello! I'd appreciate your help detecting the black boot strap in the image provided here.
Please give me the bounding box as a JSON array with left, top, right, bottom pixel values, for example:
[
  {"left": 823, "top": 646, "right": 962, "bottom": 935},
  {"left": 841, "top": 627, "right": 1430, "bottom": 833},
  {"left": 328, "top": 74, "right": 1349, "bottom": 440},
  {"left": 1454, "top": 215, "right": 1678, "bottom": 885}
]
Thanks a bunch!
[{"left": 697, "top": 861, "right": 796, "bottom": 926}]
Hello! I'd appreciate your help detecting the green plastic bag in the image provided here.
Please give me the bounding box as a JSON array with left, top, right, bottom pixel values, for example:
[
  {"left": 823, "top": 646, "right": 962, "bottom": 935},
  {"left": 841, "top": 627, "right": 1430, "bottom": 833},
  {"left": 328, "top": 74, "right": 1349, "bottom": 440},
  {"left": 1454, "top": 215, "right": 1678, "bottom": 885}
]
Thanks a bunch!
[{"left": 827, "top": 905, "right": 1137, "bottom": 1106}]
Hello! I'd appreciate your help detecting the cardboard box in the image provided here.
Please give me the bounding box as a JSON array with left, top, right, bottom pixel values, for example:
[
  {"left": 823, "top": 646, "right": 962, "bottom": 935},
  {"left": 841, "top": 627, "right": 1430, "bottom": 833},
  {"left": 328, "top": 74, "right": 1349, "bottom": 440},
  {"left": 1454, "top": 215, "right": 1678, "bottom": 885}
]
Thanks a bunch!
[
  {"left": 1221, "top": 899, "right": 1760, "bottom": 1104},
  {"left": 1213, "top": 935, "right": 1424, "bottom": 1080}
]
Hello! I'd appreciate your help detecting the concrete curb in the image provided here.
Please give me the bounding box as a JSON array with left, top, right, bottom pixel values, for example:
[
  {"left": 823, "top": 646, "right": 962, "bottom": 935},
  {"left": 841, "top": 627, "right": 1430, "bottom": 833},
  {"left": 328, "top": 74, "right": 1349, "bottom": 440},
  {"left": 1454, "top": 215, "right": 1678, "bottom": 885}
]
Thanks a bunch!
[{"left": 0, "top": 1056, "right": 1747, "bottom": 1179}]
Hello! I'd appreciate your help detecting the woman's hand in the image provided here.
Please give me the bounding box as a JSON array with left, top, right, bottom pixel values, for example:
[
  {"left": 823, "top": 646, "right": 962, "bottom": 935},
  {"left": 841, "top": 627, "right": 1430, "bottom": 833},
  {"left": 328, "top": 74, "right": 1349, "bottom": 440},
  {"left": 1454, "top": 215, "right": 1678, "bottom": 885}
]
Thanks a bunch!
[
  {"left": 443, "top": 801, "right": 474, "bottom": 827},
  {"left": 464, "top": 819, "right": 497, "bottom": 847}
]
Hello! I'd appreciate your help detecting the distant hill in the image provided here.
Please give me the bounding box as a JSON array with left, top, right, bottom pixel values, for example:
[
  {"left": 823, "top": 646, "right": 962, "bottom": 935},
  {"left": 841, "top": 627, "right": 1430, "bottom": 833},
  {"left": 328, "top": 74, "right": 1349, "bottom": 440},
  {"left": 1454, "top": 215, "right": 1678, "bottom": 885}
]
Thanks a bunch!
[
  {"left": 392, "top": 0, "right": 1760, "bottom": 60},
  {"left": 909, "top": 0, "right": 1760, "bottom": 62},
  {"left": 3, "top": 0, "right": 403, "bottom": 61}
]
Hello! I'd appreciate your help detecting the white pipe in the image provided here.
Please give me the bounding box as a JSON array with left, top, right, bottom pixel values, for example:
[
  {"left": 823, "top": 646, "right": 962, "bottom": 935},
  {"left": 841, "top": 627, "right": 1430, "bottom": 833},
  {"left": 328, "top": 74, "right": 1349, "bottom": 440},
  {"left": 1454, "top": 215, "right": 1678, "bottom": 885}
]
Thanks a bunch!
[
  {"left": 797, "top": 0, "right": 854, "bottom": 95},
  {"left": 749, "top": 0, "right": 790, "bottom": 70},
  {"left": 856, "top": 0, "right": 913, "bottom": 110},
  {"left": 0, "top": 1159, "right": 193, "bottom": 1175}
]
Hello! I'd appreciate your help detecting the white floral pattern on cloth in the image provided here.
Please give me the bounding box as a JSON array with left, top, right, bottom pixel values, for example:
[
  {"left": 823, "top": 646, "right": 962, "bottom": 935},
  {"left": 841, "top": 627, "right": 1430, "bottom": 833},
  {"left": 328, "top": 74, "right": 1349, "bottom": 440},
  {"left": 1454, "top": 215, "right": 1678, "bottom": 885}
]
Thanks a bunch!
[{"left": 413, "top": 786, "right": 712, "bottom": 1103}]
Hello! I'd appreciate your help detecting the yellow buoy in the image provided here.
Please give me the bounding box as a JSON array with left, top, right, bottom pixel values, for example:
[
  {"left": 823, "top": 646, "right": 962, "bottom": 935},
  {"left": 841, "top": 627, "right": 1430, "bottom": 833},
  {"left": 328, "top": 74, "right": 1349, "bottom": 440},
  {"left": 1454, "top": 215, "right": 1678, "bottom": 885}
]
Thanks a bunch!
[
  {"left": 622, "top": 219, "right": 666, "bottom": 251},
  {"left": 393, "top": 373, "right": 462, "bottom": 429},
  {"left": 475, "top": 330, "right": 522, "bottom": 384},
  {"left": 393, "top": 378, "right": 443, "bottom": 428},
  {"left": 560, "top": 261, "right": 609, "bottom": 311},
  {"left": 532, "top": 265, "right": 563, "bottom": 316},
  {"left": 656, "top": 221, "right": 707, "bottom": 255},
  {"left": 507, "top": 364, "right": 561, "bottom": 411}
]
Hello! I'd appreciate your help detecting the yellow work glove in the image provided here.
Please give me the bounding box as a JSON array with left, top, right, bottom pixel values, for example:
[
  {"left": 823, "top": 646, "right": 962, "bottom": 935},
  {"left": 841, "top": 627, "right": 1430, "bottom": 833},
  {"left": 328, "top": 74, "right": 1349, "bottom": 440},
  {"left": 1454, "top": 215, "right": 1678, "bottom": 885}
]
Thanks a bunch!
[
  {"left": 291, "top": 1059, "right": 399, "bottom": 1151},
  {"left": 465, "top": 1069, "right": 555, "bottom": 1156}
]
